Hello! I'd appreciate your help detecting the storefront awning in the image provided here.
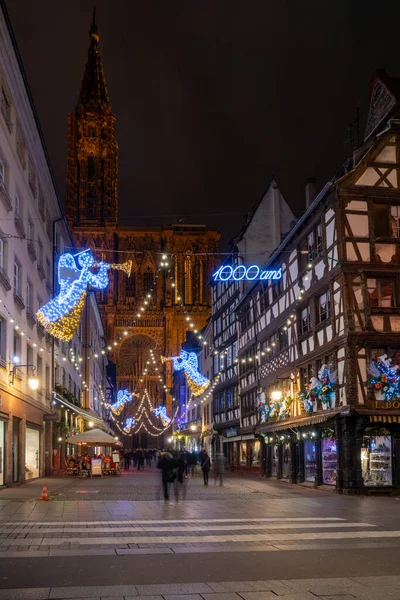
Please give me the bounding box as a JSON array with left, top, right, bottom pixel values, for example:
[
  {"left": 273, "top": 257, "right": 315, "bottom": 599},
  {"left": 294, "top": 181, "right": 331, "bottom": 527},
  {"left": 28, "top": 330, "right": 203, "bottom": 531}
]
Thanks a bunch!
[
  {"left": 222, "top": 433, "right": 255, "bottom": 443},
  {"left": 369, "top": 415, "right": 400, "bottom": 424},
  {"left": 52, "top": 392, "right": 112, "bottom": 433},
  {"left": 256, "top": 409, "right": 342, "bottom": 433}
]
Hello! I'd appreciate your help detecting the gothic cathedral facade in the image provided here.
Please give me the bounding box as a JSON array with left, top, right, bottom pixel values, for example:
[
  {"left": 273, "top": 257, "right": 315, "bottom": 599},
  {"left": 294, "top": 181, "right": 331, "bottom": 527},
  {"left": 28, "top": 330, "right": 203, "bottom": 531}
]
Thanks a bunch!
[{"left": 65, "top": 15, "right": 219, "bottom": 409}]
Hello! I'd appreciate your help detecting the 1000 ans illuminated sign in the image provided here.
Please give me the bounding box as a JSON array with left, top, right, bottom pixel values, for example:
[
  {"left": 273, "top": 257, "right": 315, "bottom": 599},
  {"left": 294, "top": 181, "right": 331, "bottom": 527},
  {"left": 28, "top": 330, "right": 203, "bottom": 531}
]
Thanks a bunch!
[{"left": 212, "top": 265, "right": 282, "bottom": 282}]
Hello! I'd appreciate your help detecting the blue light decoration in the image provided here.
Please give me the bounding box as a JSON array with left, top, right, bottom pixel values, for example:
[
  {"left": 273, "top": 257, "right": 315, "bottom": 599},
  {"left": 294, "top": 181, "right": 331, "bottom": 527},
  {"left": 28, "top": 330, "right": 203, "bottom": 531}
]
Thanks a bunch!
[
  {"left": 36, "top": 249, "right": 110, "bottom": 342},
  {"left": 123, "top": 417, "right": 136, "bottom": 434},
  {"left": 110, "top": 389, "right": 132, "bottom": 416},
  {"left": 369, "top": 354, "right": 400, "bottom": 401},
  {"left": 162, "top": 350, "right": 210, "bottom": 396},
  {"left": 153, "top": 405, "right": 171, "bottom": 426},
  {"left": 212, "top": 265, "right": 282, "bottom": 283}
]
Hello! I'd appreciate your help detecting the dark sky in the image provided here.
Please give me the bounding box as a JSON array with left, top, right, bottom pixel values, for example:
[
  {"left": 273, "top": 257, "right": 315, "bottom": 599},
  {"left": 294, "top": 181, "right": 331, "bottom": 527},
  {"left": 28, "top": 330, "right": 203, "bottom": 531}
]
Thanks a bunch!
[{"left": 7, "top": 0, "right": 400, "bottom": 247}]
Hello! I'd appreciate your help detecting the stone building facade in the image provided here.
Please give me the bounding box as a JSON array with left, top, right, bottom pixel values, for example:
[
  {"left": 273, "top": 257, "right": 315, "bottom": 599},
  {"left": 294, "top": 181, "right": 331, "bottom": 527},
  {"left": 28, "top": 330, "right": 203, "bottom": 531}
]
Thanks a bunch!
[{"left": 65, "top": 14, "right": 219, "bottom": 422}]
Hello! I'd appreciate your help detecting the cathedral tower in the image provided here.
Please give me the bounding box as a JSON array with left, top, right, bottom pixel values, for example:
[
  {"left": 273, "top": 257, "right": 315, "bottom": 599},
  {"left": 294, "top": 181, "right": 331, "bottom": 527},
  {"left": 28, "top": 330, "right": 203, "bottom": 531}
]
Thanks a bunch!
[{"left": 66, "top": 9, "right": 118, "bottom": 228}]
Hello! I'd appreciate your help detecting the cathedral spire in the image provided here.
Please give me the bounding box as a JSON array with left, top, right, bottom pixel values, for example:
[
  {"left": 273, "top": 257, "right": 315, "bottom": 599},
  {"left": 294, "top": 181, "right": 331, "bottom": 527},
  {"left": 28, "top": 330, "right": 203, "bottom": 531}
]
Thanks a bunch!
[{"left": 77, "top": 8, "right": 110, "bottom": 112}]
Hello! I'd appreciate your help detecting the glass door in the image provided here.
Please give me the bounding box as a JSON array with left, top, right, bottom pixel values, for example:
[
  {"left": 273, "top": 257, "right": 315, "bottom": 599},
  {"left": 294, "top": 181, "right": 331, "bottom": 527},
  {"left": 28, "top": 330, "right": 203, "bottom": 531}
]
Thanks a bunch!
[{"left": 25, "top": 428, "right": 40, "bottom": 480}]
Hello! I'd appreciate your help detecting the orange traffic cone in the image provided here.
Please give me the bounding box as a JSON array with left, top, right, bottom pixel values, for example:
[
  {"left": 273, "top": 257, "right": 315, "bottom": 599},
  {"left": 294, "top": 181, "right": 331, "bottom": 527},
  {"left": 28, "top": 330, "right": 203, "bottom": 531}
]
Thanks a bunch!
[{"left": 40, "top": 484, "right": 49, "bottom": 501}]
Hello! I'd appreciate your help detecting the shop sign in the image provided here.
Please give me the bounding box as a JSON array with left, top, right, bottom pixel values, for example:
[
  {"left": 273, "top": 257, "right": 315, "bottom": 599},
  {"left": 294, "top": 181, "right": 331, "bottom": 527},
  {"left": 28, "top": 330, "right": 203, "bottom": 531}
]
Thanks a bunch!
[
  {"left": 225, "top": 427, "right": 238, "bottom": 437},
  {"left": 44, "top": 413, "right": 58, "bottom": 421},
  {"left": 212, "top": 265, "right": 282, "bottom": 282},
  {"left": 374, "top": 400, "right": 400, "bottom": 409},
  {"left": 112, "top": 452, "right": 120, "bottom": 463}
]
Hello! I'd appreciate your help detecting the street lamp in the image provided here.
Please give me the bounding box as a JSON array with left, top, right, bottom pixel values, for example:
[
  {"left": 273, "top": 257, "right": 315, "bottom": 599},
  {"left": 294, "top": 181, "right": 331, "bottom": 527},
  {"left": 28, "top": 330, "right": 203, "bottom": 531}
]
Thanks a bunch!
[
  {"left": 9, "top": 363, "right": 39, "bottom": 391},
  {"left": 88, "top": 421, "right": 94, "bottom": 428}
]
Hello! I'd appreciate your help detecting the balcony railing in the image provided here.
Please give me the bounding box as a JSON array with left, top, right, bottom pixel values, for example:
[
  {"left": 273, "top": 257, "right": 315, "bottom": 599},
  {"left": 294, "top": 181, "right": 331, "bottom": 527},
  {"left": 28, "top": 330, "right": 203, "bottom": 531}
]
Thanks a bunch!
[
  {"left": 26, "top": 307, "right": 36, "bottom": 326},
  {"left": 14, "top": 216, "right": 26, "bottom": 238},
  {"left": 13, "top": 288, "right": 25, "bottom": 310},
  {"left": 0, "top": 266, "right": 11, "bottom": 291},
  {"left": 37, "top": 262, "right": 45, "bottom": 281},
  {"left": 27, "top": 241, "right": 37, "bottom": 262},
  {"left": 0, "top": 182, "right": 12, "bottom": 211}
]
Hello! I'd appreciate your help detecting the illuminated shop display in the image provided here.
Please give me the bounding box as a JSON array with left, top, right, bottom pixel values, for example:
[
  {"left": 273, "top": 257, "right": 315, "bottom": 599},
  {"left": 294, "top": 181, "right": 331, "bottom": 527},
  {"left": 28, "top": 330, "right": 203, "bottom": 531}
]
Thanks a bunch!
[
  {"left": 322, "top": 437, "right": 337, "bottom": 485},
  {"left": 361, "top": 431, "right": 392, "bottom": 487},
  {"left": 212, "top": 265, "right": 282, "bottom": 282},
  {"left": 36, "top": 250, "right": 110, "bottom": 342},
  {"left": 369, "top": 354, "right": 400, "bottom": 401},
  {"left": 110, "top": 389, "right": 132, "bottom": 415},
  {"left": 304, "top": 439, "right": 317, "bottom": 482},
  {"left": 162, "top": 351, "right": 210, "bottom": 396}
]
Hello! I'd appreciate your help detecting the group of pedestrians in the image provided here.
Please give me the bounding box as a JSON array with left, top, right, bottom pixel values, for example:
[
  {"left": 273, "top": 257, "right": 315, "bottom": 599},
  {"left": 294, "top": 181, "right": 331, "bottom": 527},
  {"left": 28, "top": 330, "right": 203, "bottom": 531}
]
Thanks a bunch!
[
  {"left": 157, "top": 448, "right": 226, "bottom": 501},
  {"left": 121, "top": 448, "right": 156, "bottom": 471}
]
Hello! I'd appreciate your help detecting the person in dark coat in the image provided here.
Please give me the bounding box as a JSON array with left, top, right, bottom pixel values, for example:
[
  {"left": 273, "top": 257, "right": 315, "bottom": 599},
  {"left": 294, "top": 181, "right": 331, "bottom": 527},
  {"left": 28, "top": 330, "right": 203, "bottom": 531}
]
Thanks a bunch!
[
  {"left": 124, "top": 450, "right": 131, "bottom": 471},
  {"left": 201, "top": 450, "right": 211, "bottom": 485},
  {"left": 157, "top": 451, "right": 178, "bottom": 501},
  {"left": 137, "top": 449, "right": 145, "bottom": 471}
]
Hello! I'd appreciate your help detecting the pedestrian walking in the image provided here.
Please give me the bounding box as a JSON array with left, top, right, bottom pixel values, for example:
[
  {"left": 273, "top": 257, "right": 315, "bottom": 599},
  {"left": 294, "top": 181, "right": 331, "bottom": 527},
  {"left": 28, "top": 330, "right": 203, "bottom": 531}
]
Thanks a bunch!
[
  {"left": 136, "top": 448, "right": 144, "bottom": 471},
  {"left": 201, "top": 449, "right": 211, "bottom": 485},
  {"left": 123, "top": 450, "right": 131, "bottom": 471},
  {"left": 157, "top": 451, "right": 177, "bottom": 501},
  {"left": 214, "top": 452, "right": 225, "bottom": 486}
]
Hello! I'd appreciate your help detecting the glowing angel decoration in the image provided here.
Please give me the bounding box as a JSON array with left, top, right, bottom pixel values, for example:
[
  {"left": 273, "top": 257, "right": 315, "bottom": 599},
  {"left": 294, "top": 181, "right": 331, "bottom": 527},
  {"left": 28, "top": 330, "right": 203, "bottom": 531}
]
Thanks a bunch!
[
  {"left": 153, "top": 406, "right": 171, "bottom": 426},
  {"left": 36, "top": 250, "right": 110, "bottom": 342},
  {"left": 162, "top": 350, "right": 210, "bottom": 396},
  {"left": 123, "top": 417, "right": 136, "bottom": 434},
  {"left": 110, "top": 389, "right": 132, "bottom": 416}
]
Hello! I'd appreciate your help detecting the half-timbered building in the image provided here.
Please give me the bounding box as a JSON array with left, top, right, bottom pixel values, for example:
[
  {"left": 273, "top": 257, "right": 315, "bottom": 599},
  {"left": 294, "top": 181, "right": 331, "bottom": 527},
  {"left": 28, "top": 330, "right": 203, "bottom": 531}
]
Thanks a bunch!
[
  {"left": 236, "top": 70, "right": 400, "bottom": 493},
  {"left": 212, "top": 181, "right": 295, "bottom": 471}
]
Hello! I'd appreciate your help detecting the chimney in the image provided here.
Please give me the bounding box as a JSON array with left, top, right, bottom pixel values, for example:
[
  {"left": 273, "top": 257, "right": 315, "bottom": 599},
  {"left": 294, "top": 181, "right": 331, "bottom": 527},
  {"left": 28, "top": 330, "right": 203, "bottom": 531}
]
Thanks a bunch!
[{"left": 305, "top": 178, "right": 317, "bottom": 209}]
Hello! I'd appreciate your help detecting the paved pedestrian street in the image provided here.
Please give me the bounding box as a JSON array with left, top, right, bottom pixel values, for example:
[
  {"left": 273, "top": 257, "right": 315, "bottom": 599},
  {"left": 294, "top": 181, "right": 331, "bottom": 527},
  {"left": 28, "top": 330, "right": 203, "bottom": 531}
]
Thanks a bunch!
[{"left": 0, "top": 468, "right": 399, "bottom": 599}]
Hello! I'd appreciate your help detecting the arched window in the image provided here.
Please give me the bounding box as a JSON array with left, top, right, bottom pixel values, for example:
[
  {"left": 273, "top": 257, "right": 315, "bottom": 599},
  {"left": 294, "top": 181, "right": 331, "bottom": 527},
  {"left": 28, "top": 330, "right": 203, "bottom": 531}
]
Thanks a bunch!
[
  {"left": 184, "top": 254, "right": 193, "bottom": 304},
  {"left": 143, "top": 267, "right": 154, "bottom": 296},
  {"left": 88, "top": 154, "right": 95, "bottom": 180},
  {"left": 126, "top": 272, "right": 136, "bottom": 302}
]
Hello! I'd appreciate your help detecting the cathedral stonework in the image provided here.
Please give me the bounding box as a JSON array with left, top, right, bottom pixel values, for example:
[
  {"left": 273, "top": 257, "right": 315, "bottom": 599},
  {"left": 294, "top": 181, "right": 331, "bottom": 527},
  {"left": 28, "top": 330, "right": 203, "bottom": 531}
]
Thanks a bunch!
[{"left": 66, "top": 14, "right": 219, "bottom": 414}]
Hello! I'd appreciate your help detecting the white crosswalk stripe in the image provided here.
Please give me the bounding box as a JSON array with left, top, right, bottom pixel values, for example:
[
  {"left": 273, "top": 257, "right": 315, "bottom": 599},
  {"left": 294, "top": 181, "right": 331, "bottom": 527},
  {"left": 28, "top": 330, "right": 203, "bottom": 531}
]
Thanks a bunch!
[{"left": 0, "top": 517, "right": 396, "bottom": 556}]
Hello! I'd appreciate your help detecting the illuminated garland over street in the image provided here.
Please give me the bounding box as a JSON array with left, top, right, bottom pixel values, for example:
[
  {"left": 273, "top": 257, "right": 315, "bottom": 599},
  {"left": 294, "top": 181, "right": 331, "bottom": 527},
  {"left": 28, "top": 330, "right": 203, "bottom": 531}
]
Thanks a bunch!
[
  {"left": 162, "top": 350, "right": 210, "bottom": 396},
  {"left": 36, "top": 250, "right": 111, "bottom": 342}
]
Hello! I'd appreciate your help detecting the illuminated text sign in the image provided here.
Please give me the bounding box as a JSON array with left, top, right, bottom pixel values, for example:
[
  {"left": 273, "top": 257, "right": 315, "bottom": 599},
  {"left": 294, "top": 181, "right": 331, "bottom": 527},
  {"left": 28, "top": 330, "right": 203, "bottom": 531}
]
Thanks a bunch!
[{"left": 212, "top": 265, "right": 282, "bottom": 282}]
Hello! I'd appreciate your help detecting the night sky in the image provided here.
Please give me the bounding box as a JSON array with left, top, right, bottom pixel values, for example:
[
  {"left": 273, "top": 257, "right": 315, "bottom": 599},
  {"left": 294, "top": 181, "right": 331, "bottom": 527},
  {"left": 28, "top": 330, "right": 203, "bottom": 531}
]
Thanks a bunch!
[{"left": 7, "top": 0, "right": 400, "bottom": 247}]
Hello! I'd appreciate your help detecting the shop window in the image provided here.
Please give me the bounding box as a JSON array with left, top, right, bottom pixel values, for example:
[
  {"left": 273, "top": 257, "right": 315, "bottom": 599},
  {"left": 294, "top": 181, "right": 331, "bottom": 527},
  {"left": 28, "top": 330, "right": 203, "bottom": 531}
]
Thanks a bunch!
[
  {"left": 300, "top": 306, "right": 311, "bottom": 334},
  {"left": 367, "top": 278, "right": 395, "bottom": 308},
  {"left": 391, "top": 206, "right": 400, "bottom": 238},
  {"left": 271, "top": 444, "right": 279, "bottom": 477},
  {"left": 317, "top": 291, "right": 331, "bottom": 323},
  {"left": 239, "top": 442, "right": 247, "bottom": 466},
  {"left": 304, "top": 439, "right": 317, "bottom": 482},
  {"left": 252, "top": 440, "right": 260, "bottom": 466},
  {"left": 322, "top": 437, "right": 337, "bottom": 485},
  {"left": 361, "top": 433, "right": 392, "bottom": 487},
  {"left": 282, "top": 442, "right": 291, "bottom": 478}
]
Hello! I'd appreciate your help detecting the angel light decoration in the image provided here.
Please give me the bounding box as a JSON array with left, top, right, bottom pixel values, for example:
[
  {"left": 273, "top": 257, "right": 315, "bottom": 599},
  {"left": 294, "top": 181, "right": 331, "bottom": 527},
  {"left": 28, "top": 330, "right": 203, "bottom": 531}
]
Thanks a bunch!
[
  {"left": 123, "top": 417, "right": 136, "bottom": 434},
  {"left": 37, "top": 249, "right": 132, "bottom": 342},
  {"left": 153, "top": 405, "right": 171, "bottom": 426},
  {"left": 369, "top": 354, "right": 400, "bottom": 401},
  {"left": 36, "top": 250, "right": 110, "bottom": 342},
  {"left": 162, "top": 350, "right": 210, "bottom": 396},
  {"left": 110, "top": 389, "right": 132, "bottom": 416}
]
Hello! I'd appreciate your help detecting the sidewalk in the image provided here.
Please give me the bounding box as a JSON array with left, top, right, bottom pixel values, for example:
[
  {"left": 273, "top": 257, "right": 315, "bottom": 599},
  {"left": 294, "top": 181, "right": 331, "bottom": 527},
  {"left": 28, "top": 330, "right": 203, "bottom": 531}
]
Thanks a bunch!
[{"left": 0, "top": 576, "right": 397, "bottom": 600}]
